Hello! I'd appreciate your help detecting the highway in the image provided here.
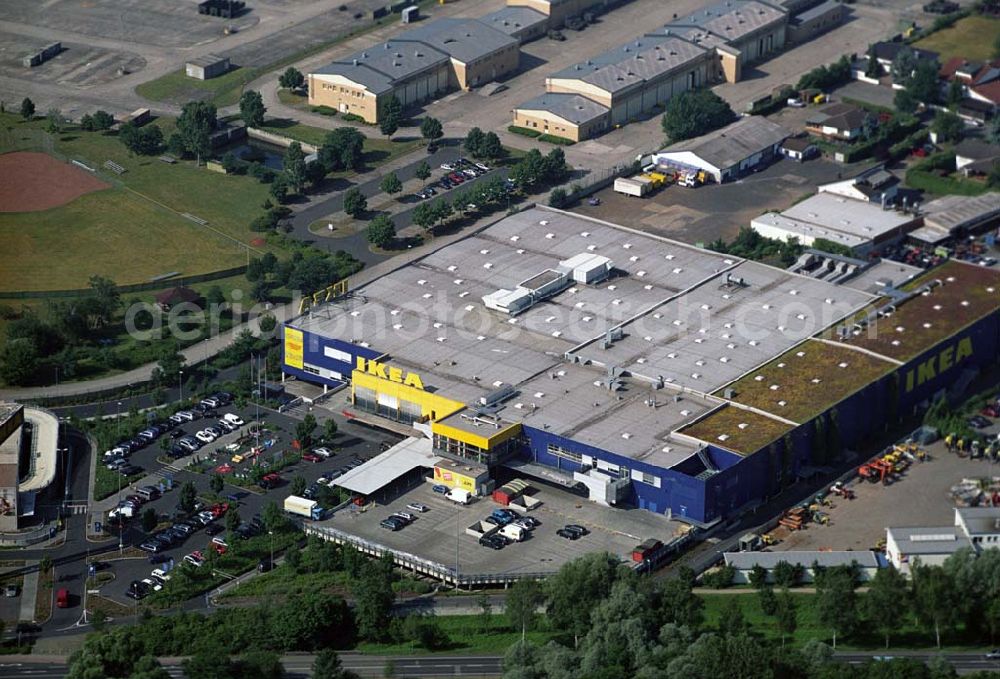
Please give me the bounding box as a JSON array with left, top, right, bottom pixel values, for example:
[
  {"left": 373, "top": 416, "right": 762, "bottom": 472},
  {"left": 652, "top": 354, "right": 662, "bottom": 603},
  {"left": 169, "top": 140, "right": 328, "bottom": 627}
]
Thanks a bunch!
[{"left": 2, "top": 652, "right": 999, "bottom": 678}]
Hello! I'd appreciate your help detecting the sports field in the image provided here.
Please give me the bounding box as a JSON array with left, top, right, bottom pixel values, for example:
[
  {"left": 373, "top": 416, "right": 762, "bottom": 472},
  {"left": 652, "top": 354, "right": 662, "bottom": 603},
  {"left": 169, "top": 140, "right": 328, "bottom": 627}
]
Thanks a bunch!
[
  {"left": 0, "top": 114, "right": 272, "bottom": 292},
  {"left": 0, "top": 152, "right": 108, "bottom": 211}
]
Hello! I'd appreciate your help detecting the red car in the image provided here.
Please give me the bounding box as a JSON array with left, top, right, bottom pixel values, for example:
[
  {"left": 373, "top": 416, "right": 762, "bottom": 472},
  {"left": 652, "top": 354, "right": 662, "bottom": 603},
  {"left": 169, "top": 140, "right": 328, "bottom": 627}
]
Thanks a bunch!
[
  {"left": 448, "top": 172, "right": 465, "bottom": 183},
  {"left": 209, "top": 502, "right": 230, "bottom": 518},
  {"left": 302, "top": 453, "right": 322, "bottom": 463},
  {"left": 983, "top": 404, "right": 1000, "bottom": 418}
]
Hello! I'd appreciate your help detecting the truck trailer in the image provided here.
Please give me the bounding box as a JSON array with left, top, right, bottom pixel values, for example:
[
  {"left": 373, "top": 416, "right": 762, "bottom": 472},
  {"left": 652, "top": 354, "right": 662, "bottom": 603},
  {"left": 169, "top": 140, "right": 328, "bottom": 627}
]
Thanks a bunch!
[
  {"left": 614, "top": 176, "right": 652, "bottom": 197},
  {"left": 284, "top": 495, "right": 324, "bottom": 520},
  {"left": 447, "top": 488, "right": 472, "bottom": 505}
]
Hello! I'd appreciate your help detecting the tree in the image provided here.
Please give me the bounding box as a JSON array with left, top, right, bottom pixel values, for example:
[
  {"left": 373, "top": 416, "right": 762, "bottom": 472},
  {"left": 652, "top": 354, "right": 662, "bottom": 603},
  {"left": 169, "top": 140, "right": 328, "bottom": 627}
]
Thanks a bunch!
[
  {"left": 226, "top": 507, "right": 242, "bottom": 534},
  {"left": 865, "top": 565, "right": 910, "bottom": 649},
  {"left": 20, "top": 97, "right": 35, "bottom": 121},
  {"left": 239, "top": 90, "right": 267, "bottom": 128},
  {"left": 270, "top": 174, "right": 290, "bottom": 204},
  {"left": 546, "top": 552, "right": 623, "bottom": 646},
  {"left": 773, "top": 560, "right": 801, "bottom": 588},
  {"left": 91, "top": 110, "right": 115, "bottom": 131},
  {"left": 908, "top": 59, "right": 942, "bottom": 105},
  {"left": 891, "top": 46, "right": 919, "bottom": 85},
  {"left": 931, "top": 110, "right": 964, "bottom": 143},
  {"left": 431, "top": 198, "right": 452, "bottom": 227},
  {"left": 176, "top": 101, "right": 218, "bottom": 164},
  {"left": 913, "top": 564, "right": 961, "bottom": 649},
  {"left": 658, "top": 575, "right": 704, "bottom": 629},
  {"left": 312, "top": 649, "right": 358, "bottom": 679},
  {"left": 380, "top": 96, "right": 402, "bottom": 138},
  {"left": 894, "top": 87, "right": 919, "bottom": 114},
  {"left": 279, "top": 66, "right": 305, "bottom": 91},
  {"left": 758, "top": 585, "right": 778, "bottom": 616},
  {"left": 130, "top": 656, "right": 171, "bottom": 679},
  {"left": 46, "top": 108, "right": 63, "bottom": 133},
  {"left": 367, "top": 214, "right": 396, "bottom": 248},
  {"left": 352, "top": 555, "right": 395, "bottom": 640},
  {"left": 864, "top": 44, "right": 880, "bottom": 78},
  {"left": 263, "top": 500, "right": 285, "bottom": 533},
  {"left": 380, "top": 171, "right": 402, "bottom": 197},
  {"left": 548, "top": 187, "right": 568, "bottom": 208},
  {"left": 412, "top": 201, "right": 436, "bottom": 230},
  {"left": 505, "top": 579, "right": 544, "bottom": 632},
  {"left": 662, "top": 89, "right": 735, "bottom": 142},
  {"left": 717, "top": 597, "right": 748, "bottom": 637},
  {"left": 815, "top": 565, "right": 858, "bottom": 649},
  {"left": 323, "top": 418, "right": 338, "bottom": 441},
  {"left": 414, "top": 160, "right": 432, "bottom": 186},
  {"left": 39, "top": 556, "right": 52, "bottom": 574},
  {"left": 477, "top": 593, "right": 493, "bottom": 632},
  {"left": 291, "top": 475, "right": 308, "bottom": 497},
  {"left": 480, "top": 132, "right": 502, "bottom": 160},
  {"left": 238, "top": 650, "right": 284, "bottom": 679},
  {"left": 140, "top": 506, "right": 158, "bottom": 533},
  {"left": 775, "top": 589, "right": 798, "bottom": 648},
  {"left": 319, "top": 127, "right": 365, "bottom": 171},
  {"left": 179, "top": 481, "right": 198, "bottom": 514},
  {"left": 748, "top": 564, "right": 768, "bottom": 590},
  {"left": 296, "top": 412, "right": 318, "bottom": 447},
  {"left": 464, "top": 127, "right": 485, "bottom": 157},
  {"left": 284, "top": 142, "right": 308, "bottom": 193},
  {"left": 343, "top": 188, "right": 367, "bottom": 218},
  {"left": 259, "top": 313, "right": 277, "bottom": 333},
  {"left": 119, "top": 122, "right": 163, "bottom": 155},
  {"left": 946, "top": 78, "right": 964, "bottom": 108},
  {"left": 210, "top": 474, "right": 224, "bottom": 494},
  {"left": 420, "top": 116, "right": 443, "bottom": 142},
  {"left": 989, "top": 116, "right": 1000, "bottom": 147},
  {"left": 0, "top": 339, "right": 39, "bottom": 386}
]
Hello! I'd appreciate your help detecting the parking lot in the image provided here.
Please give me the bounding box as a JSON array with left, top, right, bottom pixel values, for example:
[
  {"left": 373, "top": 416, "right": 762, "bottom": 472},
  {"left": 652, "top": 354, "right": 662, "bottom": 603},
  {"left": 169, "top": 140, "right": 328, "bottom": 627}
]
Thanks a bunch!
[
  {"left": 0, "top": 33, "right": 146, "bottom": 87},
  {"left": 90, "top": 404, "right": 400, "bottom": 606},
  {"left": 320, "top": 480, "right": 686, "bottom": 577},
  {"left": 572, "top": 154, "right": 857, "bottom": 246},
  {"left": 768, "top": 433, "right": 1000, "bottom": 554}
]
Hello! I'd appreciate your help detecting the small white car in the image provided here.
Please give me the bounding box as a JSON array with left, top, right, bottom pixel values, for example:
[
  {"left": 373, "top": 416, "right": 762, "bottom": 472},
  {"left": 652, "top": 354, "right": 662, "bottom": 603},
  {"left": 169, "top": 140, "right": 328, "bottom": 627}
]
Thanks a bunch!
[
  {"left": 141, "top": 577, "right": 162, "bottom": 592},
  {"left": 440, "top": 162, "right": 455, "bottom": 171},
  {"left": 406, "top": 502, "right": 429, "bottom": 513},
  {"left": 151, "top": 568, "right": 172, "bottom": 582},
  {"left": 184, "top": 554, "right": 205, "bottom": 568},
  {"left": 175, "top": 411, "right": 196, "bottom": 422},
  {"left": 312, "top": 447, "right": 333, "bottom": 458},
  {"left": 475, "top": 162, "right": 490, "bottom": 172},
  {"left": 195, "top": 431, "right": 215, "bottom": 444},
  {"left": 223, "top": 413, "right": 244, "bottom": 426}
]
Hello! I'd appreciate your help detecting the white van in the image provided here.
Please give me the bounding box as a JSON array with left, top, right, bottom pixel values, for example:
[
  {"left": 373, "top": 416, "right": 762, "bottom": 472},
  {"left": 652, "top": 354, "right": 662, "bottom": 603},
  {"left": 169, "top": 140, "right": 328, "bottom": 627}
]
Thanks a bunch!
[
  {"left": 446, "top": 488, "right": 472, "bottom": 505},
  {"left": 500, "top": 523, "right": 526, "bottom": 542}
]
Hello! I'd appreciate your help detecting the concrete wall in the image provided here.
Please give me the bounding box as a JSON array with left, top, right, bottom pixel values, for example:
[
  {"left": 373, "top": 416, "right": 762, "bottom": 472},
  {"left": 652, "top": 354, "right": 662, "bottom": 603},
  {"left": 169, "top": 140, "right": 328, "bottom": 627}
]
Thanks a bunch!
[
  {"left": 309, "top": 74, "right": 381, "bottom": 122},
  {"left": 457, "top": 43, "right": 520, "bottom": 88}
]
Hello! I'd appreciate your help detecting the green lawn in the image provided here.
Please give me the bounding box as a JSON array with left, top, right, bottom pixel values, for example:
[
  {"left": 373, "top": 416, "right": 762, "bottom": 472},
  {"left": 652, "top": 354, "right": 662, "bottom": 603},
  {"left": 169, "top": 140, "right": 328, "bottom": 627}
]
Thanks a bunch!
[
  {"left": 0, "top": 113, "right": 275, "bottom": 291},
  {"left": 905, "top": 168, "right": 990, "bottom": 197},
  {"left": 135, "top": 67, "right": 258, "bottom": 108},
  {"left": 259, "top": 118, "right": 425, "bottom": 165},
  {"left": 914, "top": 15, "right": 1000, "bottom": 62},
  {"left": 220, "top": 568, "right": 349, "bottom": 601},
  {"left": 356, "top": 614, "right": 557, "bottom": 655}
]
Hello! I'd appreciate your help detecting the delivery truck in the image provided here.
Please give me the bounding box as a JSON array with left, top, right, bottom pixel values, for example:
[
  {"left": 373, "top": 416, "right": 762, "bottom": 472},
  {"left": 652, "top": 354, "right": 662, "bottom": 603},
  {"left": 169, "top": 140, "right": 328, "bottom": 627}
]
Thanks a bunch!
[
  {"left": 500, "top": 523, "right": 527, "bottom": 542},
  {"left": 614, "top": 176, "right": 653, "bottom": 197},
  {"left": 446, "top": 488, "right": 472, "bottom": 505},
  {"left": 284, "top": 495, "right": 324, "bottom": 520}
]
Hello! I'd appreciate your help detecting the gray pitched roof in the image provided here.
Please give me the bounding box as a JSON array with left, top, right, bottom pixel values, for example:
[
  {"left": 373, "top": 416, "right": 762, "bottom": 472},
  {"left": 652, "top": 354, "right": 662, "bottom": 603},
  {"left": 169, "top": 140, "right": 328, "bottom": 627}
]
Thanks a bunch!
[
  {"left": 516, "top": 93, "right": 610, "bottom": 125},
  {"left": 479, "top": 6, "right": 548, "bottom": 36},
  {"left": 550, "top": 34, "right": 708, "bottom": 96},
  {"left": 666, "top": 0, "right": 787, "bottom": 42},
  {"left": 400, "top": 18, "right": 517, "bottom": 64},
  {"left": 659, "top": 116, "right": 790, "bottom": 170}
]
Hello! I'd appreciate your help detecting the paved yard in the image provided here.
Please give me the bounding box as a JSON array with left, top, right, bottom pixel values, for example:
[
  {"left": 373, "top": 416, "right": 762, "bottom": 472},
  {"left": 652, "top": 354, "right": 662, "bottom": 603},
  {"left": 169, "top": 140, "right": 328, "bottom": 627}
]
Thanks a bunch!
[
  {"left": 321, "top": 481, "right": 685, "bottom": 577},
  {"left": 572, "top": 155, "right": 861, "bottom": 246},
  {"left": 770, "top": 437, "right": 1000, "bottom": 553}
]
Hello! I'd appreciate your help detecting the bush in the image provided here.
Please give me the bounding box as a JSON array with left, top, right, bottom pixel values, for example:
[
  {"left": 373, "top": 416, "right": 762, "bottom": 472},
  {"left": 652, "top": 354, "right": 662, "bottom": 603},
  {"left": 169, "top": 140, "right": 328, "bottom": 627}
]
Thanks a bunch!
[
  {"left": 311, "top": 106, "right": 337, "bottom": 116},
  {"left": 700, "top": 565, "right": 736, "bottom": 589},
  {"left": 341, "top": 113, "right": 367, "bottom": 124},
  {"left": 508, "top": 125, "right": 541, "bottom": 138},
  {"left": 661, "top": 89, "right": 736, "bottom": 142}
]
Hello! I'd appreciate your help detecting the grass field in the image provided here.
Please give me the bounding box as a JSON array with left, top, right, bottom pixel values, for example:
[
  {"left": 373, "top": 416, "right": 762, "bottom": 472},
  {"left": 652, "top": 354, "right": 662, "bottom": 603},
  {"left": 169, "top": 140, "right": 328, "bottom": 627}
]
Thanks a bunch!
[
  {"left": 135, "top": 67, "right": 257, "bottom": 108},
  {"left": 259, "top": 118, "right": 424, "bottom": 164},
  {"left": 914, "top": 15, "right": 1000, "bottom": 62},
  {"left": 356, "top": 614, "right": 557, "bottom": 655},
  {"left": 0, "top": 113, "right": 274, "bottom": 292},
  {"left": 905, "top": 167, "right": 991, "bottom": 197}
]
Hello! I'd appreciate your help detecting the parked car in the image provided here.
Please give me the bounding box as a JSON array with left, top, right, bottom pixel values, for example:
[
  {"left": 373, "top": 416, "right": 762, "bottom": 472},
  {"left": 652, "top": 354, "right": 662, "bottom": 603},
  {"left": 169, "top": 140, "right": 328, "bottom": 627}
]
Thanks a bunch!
[
  {"left": 205, "top": 524, "right": 224, "bottom": 536},
  {"left": 475, "top": 162, "right": 490, "bottom": 172},
  {"left": 556, "top": 528, "right": 581, "bottom": 540},
  {"left": 406, "top": 502, "right": 428, "bottom": 513},
  {"left": 380, "top": 517, "right": 406, "bottom": 531},
  {"left": 439, "top": 178, "right": 454, "bottom": 190},
  {"left": 312, "top": 447, "right": 333, "bottom": 458},
  {"left": 479, "top": 534, "right": 505, "bottom": 550},
  {"left": 985, "top": 649, "right": 1000, "bottom": 660},
  {"left": 223, "top": 413, "right": 244, "bottom": 426},
  {"left": 969, "top": 415, "right": 992, "bottom": 429},
  {"left": 195, "top": 430, "right": 216, "bottom": 444},
  {"left": 432, "top": 484, "right": 449, "bottom": 494},
  {"left": 139, "top": 541, "right": 164, "bottom": 553},
  {"left": 564, "top": 524, "right": 589, "bottom": 536},
  {"left": 440, "top": 163, "right": 456, "bottom": 171},
  {"left": 302, "top": 452, "right": 322, "bottom": 463},
  {"left": 175, "top": 411, "right": 196, "bottom": 422},
  {"left": 393, "top": 511, "right": 415, "bottom": 523}
]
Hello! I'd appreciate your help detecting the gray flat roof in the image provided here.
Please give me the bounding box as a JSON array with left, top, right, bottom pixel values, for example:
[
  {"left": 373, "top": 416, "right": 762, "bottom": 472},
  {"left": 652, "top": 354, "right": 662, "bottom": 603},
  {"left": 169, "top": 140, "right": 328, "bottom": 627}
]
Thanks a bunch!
[
  {"left": 955, "top": 507, "right": 1000, "bottom": 536},
  {"left": 516, "top": 93, "right": 609, "bottom": 125},
  {"left": 840, "top": 259, "right": 923, "bottom": 294},
  {"left": 188, "top": 53, "right": 228, "bottom": 68},
  {"left": 725, "top": 550, "right": 879, "bottom": 569},
  {"left": 334, "top": 436, "right": 441, "bottom": 495},
  {"left": 752, "top": 212, "right": 869, "bottom": 249},
  {"left": 550, "top": 34, "right": 708, "bottom": 96},
  {"left": 887, "top": 526, "right": 973, "bottom": 555},
  {"left": 789, "top": 0, "right": 841, "bottom": 24},
  {"left": 656, "top": 116, "right": 790, "bottom": 172},
  {"left": 923, "top": 192, "right": 1000, "bottom": 233},
  {"left": 780, "top": 193, "right": 916, "bottom": 240},
  {"left": 479, "top": 6, "right": 548, "bottom": 36},
  {"left": 292, "top": 206, "right": 876, "bottom": 459}
]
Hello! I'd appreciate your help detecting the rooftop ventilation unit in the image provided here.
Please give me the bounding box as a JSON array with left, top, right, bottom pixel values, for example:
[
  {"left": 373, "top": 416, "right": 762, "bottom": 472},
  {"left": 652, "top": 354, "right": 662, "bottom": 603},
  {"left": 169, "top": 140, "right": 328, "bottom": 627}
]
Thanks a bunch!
[
  {"left": 478, "top": 384, "right": 517, "bottom": 407},
  {"left": 724, "top": 272, "right": 749, "bottom": 288}
]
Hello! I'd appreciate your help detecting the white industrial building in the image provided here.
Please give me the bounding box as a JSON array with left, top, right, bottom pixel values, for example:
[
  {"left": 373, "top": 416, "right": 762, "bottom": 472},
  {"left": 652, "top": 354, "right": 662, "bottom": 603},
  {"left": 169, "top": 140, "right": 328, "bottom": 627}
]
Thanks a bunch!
[
  {"left": 652, "top": 116, "right": 789, "bottom": 183},
  {"left": 750, "top": 192, "right": 920, "bottom": 255},
  {"left": 885, "top": 507, "right": 1000, "bottom": 575},
  {"left": 723, "top": 550, "right": 882, "bottom": 584}
]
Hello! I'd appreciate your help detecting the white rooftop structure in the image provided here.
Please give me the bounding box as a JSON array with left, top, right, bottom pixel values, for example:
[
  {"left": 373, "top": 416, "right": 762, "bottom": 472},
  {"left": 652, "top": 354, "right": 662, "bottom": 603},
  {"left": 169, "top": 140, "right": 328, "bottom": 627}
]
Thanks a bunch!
[
  {"left": 779, "top": 193, "right": 917, "bottom": 244},
  {"left": 333, "top": 436, "right": 441, "bottom": 495}
]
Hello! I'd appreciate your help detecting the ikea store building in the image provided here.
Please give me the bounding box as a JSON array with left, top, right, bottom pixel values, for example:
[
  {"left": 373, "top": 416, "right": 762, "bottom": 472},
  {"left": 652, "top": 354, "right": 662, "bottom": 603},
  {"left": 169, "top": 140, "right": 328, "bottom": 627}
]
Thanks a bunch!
[{"left": 282, "top": 207, "right": 1000, "bottom": 525}]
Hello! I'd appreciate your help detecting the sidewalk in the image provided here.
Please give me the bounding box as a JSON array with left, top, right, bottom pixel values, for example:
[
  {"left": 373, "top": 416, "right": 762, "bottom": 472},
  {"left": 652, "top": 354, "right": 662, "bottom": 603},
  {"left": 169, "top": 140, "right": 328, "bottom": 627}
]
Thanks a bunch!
[{"left": 20, "top": 567, "right": 39, "bottom": 622}]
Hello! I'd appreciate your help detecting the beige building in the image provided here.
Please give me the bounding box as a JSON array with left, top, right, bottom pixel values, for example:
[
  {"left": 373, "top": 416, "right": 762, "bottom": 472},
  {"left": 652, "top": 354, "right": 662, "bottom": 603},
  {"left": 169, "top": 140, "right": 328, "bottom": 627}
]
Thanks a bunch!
[
  {"left": 507, "top": 0, "right": 611, "bottom": 28},
  {"left": 513, "top": 0, "right": 789, "bottom": 141},
  {"left": 309, "top": 19, "right": 519, "bottom": 123}
]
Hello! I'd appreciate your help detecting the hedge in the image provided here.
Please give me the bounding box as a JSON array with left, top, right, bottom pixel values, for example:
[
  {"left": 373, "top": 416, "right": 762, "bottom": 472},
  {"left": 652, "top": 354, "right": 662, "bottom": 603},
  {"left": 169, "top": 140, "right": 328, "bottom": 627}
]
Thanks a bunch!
[
  {"left": 507, "top": 125, "right": 541, "bottom": 138},
  {"left": 538, "top": 133, "right": 576, "bottom": 146}
]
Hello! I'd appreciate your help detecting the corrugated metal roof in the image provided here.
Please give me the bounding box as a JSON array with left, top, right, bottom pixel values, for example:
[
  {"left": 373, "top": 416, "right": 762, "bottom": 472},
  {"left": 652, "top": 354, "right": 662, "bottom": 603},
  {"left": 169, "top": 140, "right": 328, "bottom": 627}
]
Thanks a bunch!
[
  {"left": 724, "top": 550, "right": 880, "bottom": 569},
  {"left": 333, "top": 437, "right": 441, "bottom": 495},
  {"left": 657, "top": 116, "right": 790, "bottom": 171},
  {"left": 516, "top": 93, "right": 610, "bottom": 124}
]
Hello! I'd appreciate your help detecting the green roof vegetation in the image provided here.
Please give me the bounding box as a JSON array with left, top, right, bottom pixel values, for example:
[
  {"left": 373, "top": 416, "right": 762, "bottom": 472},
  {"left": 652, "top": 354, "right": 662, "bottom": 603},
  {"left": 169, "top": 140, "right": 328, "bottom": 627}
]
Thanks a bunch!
[
  {"left": 840, "top": 260, "right": 1000, "bottom": 362},
  {"left": 716, "top": 340, "right": 896, "bottom": 424},
  {"left": 680, "top": 404, "right": 794, "bottom": 456}
]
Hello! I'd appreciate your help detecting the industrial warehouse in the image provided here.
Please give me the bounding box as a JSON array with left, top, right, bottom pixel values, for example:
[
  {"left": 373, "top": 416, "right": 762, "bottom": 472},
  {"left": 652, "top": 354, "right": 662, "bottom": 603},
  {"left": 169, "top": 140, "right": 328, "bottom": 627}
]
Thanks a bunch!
[{"left": 282, "top": 207, "right": 1000, "bottom": 526}]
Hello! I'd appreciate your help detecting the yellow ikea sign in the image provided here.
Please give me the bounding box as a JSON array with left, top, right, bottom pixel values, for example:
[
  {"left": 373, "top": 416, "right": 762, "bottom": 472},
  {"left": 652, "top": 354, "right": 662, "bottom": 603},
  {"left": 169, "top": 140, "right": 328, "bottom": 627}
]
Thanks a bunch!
[
  {"left": 355, "top": 357, "right": 424, "bottom": 390},
  {"left": 903, "top": 336, "right": 973, "bottom": 392},
  {"left": 284, "top": 327, "right": 304, "bottom": 370}
]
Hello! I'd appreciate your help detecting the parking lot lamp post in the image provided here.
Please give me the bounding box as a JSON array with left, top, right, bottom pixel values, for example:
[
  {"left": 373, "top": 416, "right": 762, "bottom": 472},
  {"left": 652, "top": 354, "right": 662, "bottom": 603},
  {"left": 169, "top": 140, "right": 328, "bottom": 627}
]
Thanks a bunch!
[
  {"left": 116, "top": 401, "right": 122, "bottom": 439},
  {"left": 269, "top": 530, "right": 274, "bottom": 568},
  {"left": 179, "top": 370, "right": 184, "bottom": 404}
]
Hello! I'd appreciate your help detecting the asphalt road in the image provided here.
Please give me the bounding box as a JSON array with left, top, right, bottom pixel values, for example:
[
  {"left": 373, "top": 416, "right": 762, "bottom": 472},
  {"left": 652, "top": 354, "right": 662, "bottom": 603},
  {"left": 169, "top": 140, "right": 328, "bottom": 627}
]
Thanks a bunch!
[
  {"left": 289, "top": 143, "right": 509, "bottom": 262},
  {"left": 2, "top": 652, "right": 999, "bottom": 678}
]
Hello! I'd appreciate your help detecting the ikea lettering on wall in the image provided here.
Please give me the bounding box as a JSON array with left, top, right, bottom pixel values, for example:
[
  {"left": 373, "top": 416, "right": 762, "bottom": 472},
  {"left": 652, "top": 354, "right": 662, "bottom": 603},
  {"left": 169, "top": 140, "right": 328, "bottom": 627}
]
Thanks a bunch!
[
  {"left": 904, "top": 337, "right": 973, "bottom": 392},
  {"left": 356, "top": 357, "right": 424, "bottom": 390}
]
